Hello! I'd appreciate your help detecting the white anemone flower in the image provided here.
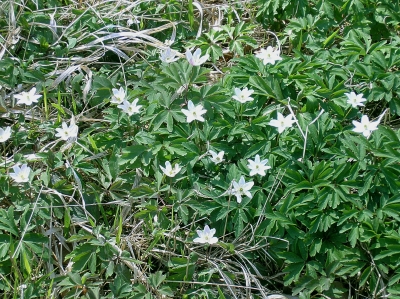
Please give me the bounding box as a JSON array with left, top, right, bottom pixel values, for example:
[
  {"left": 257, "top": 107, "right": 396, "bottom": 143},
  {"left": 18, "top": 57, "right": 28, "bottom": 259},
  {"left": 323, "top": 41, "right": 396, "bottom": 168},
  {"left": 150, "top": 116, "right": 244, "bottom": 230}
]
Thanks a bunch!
[
  {"left": 181, "top": 100, "right": 207, "bottom": 123},
  {"left": 352, "top": 115, "right": 380, "bottom": 138},
  {"left": 247, "top": 154, "right": 271, "bottom": 176},
  {"left": 0, "top": 126, "right": 11, "bottom": 142},
  {"left": 193, "top": 225, "right": 218, "bottom": 244},
  {"left": 255, "top": 46, "right": 282, "bottom": 65},
  {"left": 345, "top": 92, "right": 367, "bottom": 108},
  {"left": 185, "top": 48, "right": 209, "bottom": 66},
  {"left": 230, "top": 176, "right": 254, "bottom": 203},
  {"left": 209, "top": 150, "right": 224, "bottom": 164},
  {"left": 232, "top": 87, "right": 254, "bottom": 103},
  {"left": 111, "top": 87, "right": 126, "bottom": 104},
  {"left": 127, "top": 17, "right": 140, "bottom": 26},
  {"left": 160, "top": 48, "right": 179, "bottom": 63},
  {"left": 14, "top": 87, "right": 42, "bottom": 105},
  {"left": 269, "top": 112, "right": 296, "bottom": 133},
  {"left": 10, "top": 164, "right": 31, "bottom": 183},
  {"left": 55, "top": 122, "right": 79, "bottom": 141},
  {"left": 160, "top": 161, "right": 181, "bottom": 177},
  {"left": 117, "top": 99, "right": 142, "bottom": 116}
]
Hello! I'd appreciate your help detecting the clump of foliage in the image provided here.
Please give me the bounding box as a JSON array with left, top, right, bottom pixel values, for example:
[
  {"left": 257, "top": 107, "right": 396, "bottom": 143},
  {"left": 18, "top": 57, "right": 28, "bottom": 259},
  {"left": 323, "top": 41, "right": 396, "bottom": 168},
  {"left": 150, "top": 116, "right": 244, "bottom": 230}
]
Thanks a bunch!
[{"left": 0, "top": 0, "right": 400, "bottom": 298}]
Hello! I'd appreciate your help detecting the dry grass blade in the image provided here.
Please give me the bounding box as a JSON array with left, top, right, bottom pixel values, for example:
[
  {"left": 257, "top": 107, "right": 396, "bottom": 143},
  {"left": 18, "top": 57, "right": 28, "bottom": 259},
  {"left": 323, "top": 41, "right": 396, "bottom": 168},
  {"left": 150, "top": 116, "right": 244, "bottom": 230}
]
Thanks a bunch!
[
  {"left": 80, "top": 65, "right": 92, "bottom": 102},
  {"left": 51, "top": 65, "right": 81, "bottom": 90},
  {"left": 207, "top": 259, "right": 239, "bottom": 299}
]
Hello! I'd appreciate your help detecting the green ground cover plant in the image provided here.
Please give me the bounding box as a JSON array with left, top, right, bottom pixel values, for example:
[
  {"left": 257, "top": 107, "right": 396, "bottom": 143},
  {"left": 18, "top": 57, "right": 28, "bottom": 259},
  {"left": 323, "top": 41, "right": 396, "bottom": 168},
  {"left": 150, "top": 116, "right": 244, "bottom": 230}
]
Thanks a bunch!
[{"left": 0, "top": 0, "right": 400, "bottom": 298}]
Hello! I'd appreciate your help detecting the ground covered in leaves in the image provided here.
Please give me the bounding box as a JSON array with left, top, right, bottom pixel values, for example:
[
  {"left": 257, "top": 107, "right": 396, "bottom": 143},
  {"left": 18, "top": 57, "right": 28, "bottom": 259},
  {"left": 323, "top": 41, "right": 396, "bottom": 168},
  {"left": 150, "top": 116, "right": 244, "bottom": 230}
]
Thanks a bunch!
[{"left": 0, "top": 0, "right": 400, "bottom": 298}]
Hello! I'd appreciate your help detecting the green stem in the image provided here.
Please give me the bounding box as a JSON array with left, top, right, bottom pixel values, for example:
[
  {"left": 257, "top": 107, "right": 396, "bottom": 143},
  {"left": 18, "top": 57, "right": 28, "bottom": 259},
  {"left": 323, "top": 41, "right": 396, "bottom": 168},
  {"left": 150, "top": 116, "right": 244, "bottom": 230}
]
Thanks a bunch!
[
  {"left": 3, "top": 143, "right": 6, "bottom": 170},
  {"left": 128, "top": 115, "right": 132, "bottom": 141},
  {"left": 57, "top": 90, "right": 62, "bottom": 123},
  {"left": 343, "top": 107, "right": 352, "bottom": 120},
  {"left": 168, "top": 176, "right": 173, "bottom": 225},
  {"left": 194, "top": 121, "right": 201, "bottom": 145},
  {"left": 43, "top": 86, "right": 48, "bottom": 120},
  {"left": 223, "top": 191, "right": 232, "bottom": 242}
]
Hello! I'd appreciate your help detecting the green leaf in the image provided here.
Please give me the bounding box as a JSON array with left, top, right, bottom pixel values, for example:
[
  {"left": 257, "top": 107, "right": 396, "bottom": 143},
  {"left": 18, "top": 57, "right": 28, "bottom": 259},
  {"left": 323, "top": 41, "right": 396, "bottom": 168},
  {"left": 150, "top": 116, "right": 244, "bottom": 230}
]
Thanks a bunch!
[
  {"left": 130, "top": 186, "right": 156, "bottom": 198},
  {"left": 121, "top": 145, "right": 147, "bottom": 161},
  {"left": 149, "top": 271, "right": 165, "bottom": 288},
  {"left": 277, "top": 252, "right": 305, "bottom": 263},
  {"left": 349, "top": 226, "right": 359, "bottom": 248},
  {"left": 109, "top": 146, "right": 120, "bottom": 180},
  {"left": 283, "top": 262, "right": 305, "bottom": 285},
  {"left": 0, "top": 208, "right": 19, "bottom": 236},
  {"left": 21, "top": 246, "right": 32, "bottom": 276},
  {"left": 249, "top": 76, "right": 275, "bottom": 98},
  {"left": 374, "top": 250, "right": 399, "bottom": 260}
]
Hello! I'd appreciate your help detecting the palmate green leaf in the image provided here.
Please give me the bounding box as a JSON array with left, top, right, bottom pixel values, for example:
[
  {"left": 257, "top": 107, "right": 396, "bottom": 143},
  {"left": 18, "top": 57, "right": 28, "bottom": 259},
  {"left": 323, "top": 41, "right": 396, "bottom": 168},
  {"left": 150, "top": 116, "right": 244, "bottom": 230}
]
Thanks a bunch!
[
  {"left": 22, "top": 233, "right": 49, "bottom": 256},
  {"left": 374, "top": 249, "right": 399, "bottom": 261},
  {"left": 348, "top": 225, "right": 359, "bottom": 248},
  {"left": 67, "top": 243, "right": 99, "bottom": 272},
  {"left": 389, "top": 270, "right": 400, "bottom": 286},
  {"left": 248, "top": 76, "right": 275, "bottom": 98},
  {"left": 388, "top": 285, "right": 400, "bottom": 297},
  {"left": 181, "top": 142, "right": 199, "bottom": 155},
  {"left": 0, "top": 208, "right": 19, "bottom": 236},
  {"left": 177, "top": 204, "right": 189, "bottom": 225},
  {"left": 309, "top": 212, "right": 337, "bottom": 233},
  {"left": 288, "top": 180, "right": 313, "bottom": 193},
  {"left": 186, "top": 200, "right": 219, "bottom": 216},
  {"left": 161, "top": 61, "right": 191, "bottom": 88},
  {"left": 316, "top": 188, "right": 332, "bottom": 210},
  {"left": 109, "top": 146, "right": 120, "bottom": 181},
  {"left": 268, "top": 211, "right": 295, "bottom": 227},
  {"left": 110, "top": 275, "right": 132, "bottom": 298},
  {"left": 208, "top": 44, "right": 223, "bottom": 61},
  {"left": 134, "top": 131, "right": 156, "bottom": 145},
  {"left": 93, "top": 75, "right": 113, "bottom": 90},
  {"left": 151, "top": 110, "right": 168, "bottom": 130},
  {"left": 242, "top": 140, "right": 268, "bottom": 159},
  {"left": 380, "top": 166, "right": 400, "bottom": 194},
  {"left": 310, "top": 161, "right": 333, "bottom": 181},
  {"left": 164, "top": 142, "right": 187, "bottom": 156},
  {"left": 335, "top": 259, "right": 366, "bottom": 277},
  {"left": 283, "top": 262, "right": 305, "bottom": 286},
  {"left": 0, "top": 234, "right": 10, "bottom": 259},
  {"left": 215, "top": 207, "right": 231, "bottom": 222},
  {"left": 121, "top": 144, "right": 147, "bottom": 162},
  {"left": 167, "top": 257, "right": 196, "bottom": 281},
  {"left": 148, "top": 271, "right": 166, "bottom": 288},
  {"left": 309, "top": 238, "right": 322, "bottom": 257},
  {"left": 277, "top": 251, "right": 305, "bottom": 263},
  {"left": 234, "top": 216, "right": 244, "bottom": 237},
  {"left": 21, "top": 246, "right": 32, "bottom": 276},
  {"left": 337, "top": 209, "right": 358, "bottom": 226},
  {"left": 130, "top": 185, "right": 156, "bottom": 198}
]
